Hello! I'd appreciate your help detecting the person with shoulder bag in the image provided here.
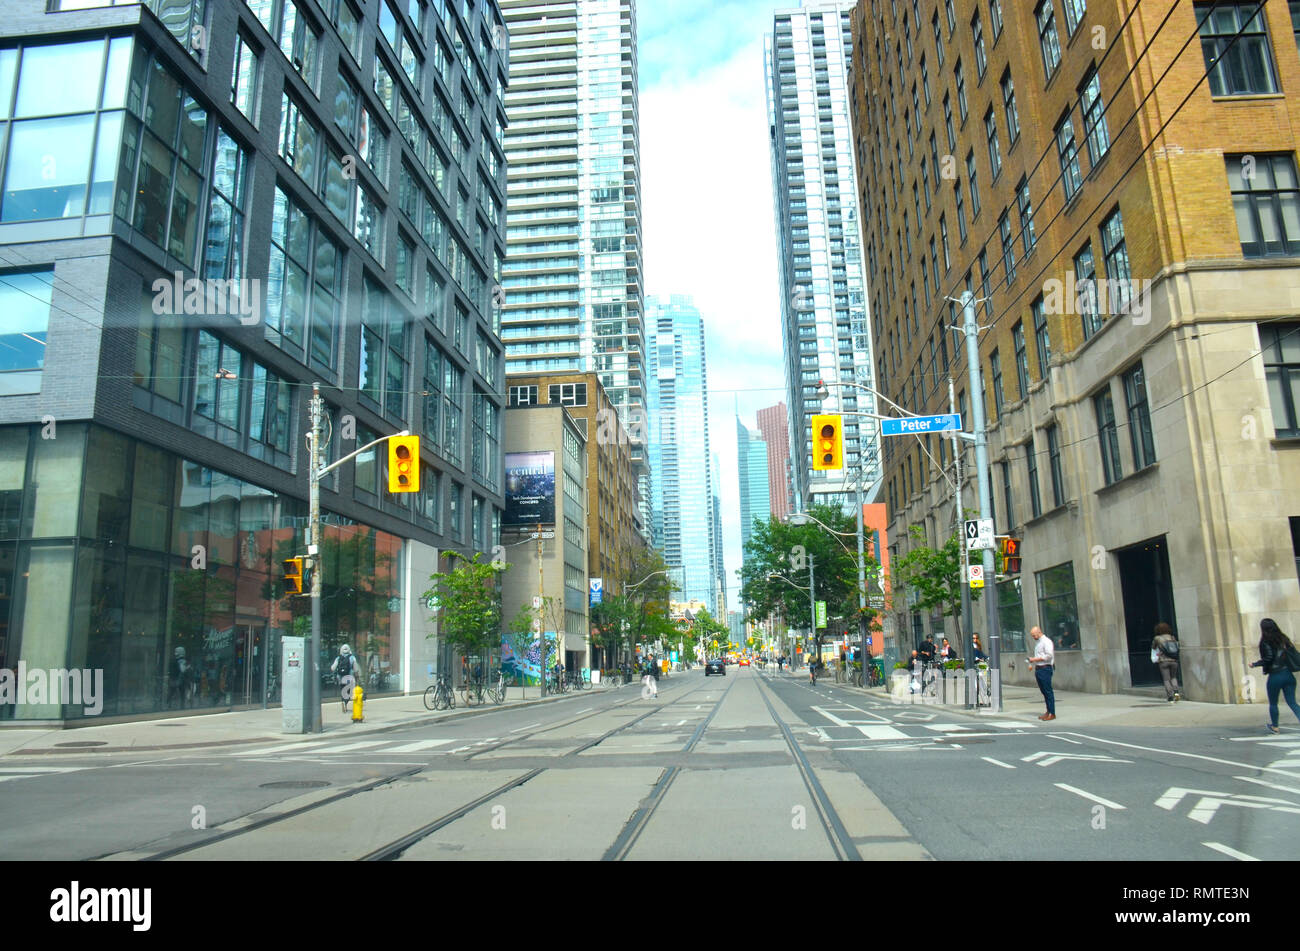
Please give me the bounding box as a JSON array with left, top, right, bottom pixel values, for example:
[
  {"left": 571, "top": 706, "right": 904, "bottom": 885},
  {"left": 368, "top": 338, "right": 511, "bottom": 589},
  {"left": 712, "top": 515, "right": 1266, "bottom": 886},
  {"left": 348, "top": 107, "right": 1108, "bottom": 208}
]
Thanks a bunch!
[
  {"left": 1250, "top": 618, "right": 1300, "bottom": 734},
  {"left": 1151, "top": 622, "right": 1181, "bottom": 702}
]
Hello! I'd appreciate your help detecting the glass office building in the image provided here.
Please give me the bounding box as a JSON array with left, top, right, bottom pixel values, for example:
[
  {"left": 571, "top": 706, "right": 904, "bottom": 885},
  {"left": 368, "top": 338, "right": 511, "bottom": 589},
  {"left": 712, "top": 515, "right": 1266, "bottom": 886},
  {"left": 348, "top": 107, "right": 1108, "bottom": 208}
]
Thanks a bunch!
[
  {"left": 765, "top": 2, "right": 880, "bottom": 511},
  {"left": 737, "top": 419, "right": 771, "bottom": 549},
  {"left": 645, "top": 294, "right": 720, "bottom": 614},
  {"left": 0, "top": 0, "right": 509, "bottom": 720}
]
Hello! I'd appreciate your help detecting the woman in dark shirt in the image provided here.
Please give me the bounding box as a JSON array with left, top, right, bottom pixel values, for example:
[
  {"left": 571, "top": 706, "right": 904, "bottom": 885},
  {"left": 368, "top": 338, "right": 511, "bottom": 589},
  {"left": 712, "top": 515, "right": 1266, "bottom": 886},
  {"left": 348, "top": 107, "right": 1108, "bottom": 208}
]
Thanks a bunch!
[
  {"left": 971, "top": 635, "right": 988, "bottom": 663},
  {"left": 1251, "top": 618, "right": 1300, "bottom": 734}
]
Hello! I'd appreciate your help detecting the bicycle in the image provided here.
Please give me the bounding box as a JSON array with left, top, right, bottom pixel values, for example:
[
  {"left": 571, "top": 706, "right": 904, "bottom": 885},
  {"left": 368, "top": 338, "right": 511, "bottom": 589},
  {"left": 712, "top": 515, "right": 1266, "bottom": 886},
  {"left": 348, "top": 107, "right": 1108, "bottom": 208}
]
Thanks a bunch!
[
  {"left": 486, "top": 672, "right": 511, "bottom": 705},
  {"left": 973, "top": 664, "right": 993, "bottom": 707},
  {"left": 423, "top": 674, "right": 455, "bottom": 711},
  {"left": 460, "top": 678, "right": 487, "bottom": 706},
  {"left": 867, "top": 663, "right": 886, "bottom": 688}
]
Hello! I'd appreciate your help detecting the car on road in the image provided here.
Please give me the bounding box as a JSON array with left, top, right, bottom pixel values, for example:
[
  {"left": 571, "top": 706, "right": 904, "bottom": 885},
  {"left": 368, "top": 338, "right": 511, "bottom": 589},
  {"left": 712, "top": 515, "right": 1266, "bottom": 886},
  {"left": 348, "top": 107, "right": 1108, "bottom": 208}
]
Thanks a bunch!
[
  {"left": 705, "top": 658, "right": 726, "bottom": 676},
  {"left": 738, "top": 657, "right": 750, "bottom": 667}
]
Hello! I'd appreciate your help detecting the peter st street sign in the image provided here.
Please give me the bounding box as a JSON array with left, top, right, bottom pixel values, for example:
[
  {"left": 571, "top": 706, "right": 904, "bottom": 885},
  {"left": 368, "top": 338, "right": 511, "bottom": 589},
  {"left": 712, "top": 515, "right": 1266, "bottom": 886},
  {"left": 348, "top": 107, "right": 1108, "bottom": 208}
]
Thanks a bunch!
[{"left": 880, "top": 414, "right": 962, "bottom": 436}]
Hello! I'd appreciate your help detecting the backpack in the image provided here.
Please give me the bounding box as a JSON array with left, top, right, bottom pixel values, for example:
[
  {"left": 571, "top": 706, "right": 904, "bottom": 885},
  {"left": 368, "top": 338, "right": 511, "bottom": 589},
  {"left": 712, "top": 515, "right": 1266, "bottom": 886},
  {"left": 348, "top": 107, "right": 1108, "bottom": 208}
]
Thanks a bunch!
[
  {"left": 337, "top": 654, "right": 352, "bottom": 677},
  {"left": 1160, "top": 639, "right": 1179, "bottom": 658}
]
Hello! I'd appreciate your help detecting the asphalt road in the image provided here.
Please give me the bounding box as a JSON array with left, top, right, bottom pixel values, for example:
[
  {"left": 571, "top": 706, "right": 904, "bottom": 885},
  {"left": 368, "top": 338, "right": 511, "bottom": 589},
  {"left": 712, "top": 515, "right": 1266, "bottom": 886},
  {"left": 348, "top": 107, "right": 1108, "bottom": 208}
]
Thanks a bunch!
[{"left": 1, "top": 666, "right": 1296, "bottom": 861}]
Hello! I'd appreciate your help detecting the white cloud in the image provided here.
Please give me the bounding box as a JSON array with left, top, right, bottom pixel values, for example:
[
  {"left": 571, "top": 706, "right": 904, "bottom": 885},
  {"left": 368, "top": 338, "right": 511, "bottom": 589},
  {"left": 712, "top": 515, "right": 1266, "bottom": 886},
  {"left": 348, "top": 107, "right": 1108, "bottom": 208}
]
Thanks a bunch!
[{"left": 642, "top": 36, "right": 786, "bottom": 609}]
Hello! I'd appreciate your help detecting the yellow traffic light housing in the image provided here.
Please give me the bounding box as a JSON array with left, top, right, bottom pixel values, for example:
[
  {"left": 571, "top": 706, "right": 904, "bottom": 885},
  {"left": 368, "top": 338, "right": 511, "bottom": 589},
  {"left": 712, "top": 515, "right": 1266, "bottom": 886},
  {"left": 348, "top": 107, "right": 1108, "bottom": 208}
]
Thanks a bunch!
[
  {"left": 283, "top": 557, "right": 304, "bottom": 596},
  {"left": 388, "top": 435, "right": 420, "bottom": 493},
  {"left": 811, "top": 414, "right": 844, "bottom": 470}
]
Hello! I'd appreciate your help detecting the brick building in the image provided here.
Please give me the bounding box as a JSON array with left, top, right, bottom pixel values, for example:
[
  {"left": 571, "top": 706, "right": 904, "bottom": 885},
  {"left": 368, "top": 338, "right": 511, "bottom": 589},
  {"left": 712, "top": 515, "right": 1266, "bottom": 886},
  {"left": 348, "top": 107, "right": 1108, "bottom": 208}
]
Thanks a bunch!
[{"left": 850, "top": 0, "right": 1300, "bottom": 701}]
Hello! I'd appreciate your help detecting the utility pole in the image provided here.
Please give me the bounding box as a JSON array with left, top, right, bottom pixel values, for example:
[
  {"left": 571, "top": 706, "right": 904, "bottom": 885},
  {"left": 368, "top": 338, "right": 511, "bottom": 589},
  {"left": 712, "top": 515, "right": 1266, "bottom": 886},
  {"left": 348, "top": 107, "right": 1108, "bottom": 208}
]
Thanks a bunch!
[
  {"left": 308, "top": 385, "right": 323, "bottom": 733},
  {"left": 961, "top": 291, "right": 1003, "bottom": 710},
  {"left": 951, "top": 377, "right": 972, "bottom": 674},
  {"left": 809, "top": 552, "right": 816, "bottom": 663},
  {"left": 855, "top": 481, "right": 867, "bottom": 666}
]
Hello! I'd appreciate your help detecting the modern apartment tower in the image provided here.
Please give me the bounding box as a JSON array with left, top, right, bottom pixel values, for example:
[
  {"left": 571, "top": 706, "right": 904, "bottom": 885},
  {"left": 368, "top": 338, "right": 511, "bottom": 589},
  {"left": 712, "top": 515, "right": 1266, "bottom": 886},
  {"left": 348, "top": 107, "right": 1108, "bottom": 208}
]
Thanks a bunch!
[
  {"left": 765, "top": 1, "right": 880, "bottom": 514},
  {"left": 849, "top": 0, "right": 1300, "bottom": 702},
  {"left": 737, "top": 418, "right": 771, "bottom": 548},
  {"left": 645, "top": 294, "right": 720, "bottom": 614},
  {"left": 0, "top": 0, "right": 510, "bottom": 721},
  {"left": 499, "top": 0, "right": 648, "bottom": 534},
  {"left": 757, "top": 401, "right": 793, "bottom": 522}
]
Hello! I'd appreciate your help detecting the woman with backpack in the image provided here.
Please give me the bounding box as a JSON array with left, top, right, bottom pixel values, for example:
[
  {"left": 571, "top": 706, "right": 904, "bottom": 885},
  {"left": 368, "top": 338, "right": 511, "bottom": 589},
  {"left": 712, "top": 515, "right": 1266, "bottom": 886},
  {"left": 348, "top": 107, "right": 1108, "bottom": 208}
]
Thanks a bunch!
[
  {"left": 1152, "top": 622, "right": 1181, "bottom": 702},
  {"left": 1250, "top": 619, "right": 1300, "bottom": 734}
]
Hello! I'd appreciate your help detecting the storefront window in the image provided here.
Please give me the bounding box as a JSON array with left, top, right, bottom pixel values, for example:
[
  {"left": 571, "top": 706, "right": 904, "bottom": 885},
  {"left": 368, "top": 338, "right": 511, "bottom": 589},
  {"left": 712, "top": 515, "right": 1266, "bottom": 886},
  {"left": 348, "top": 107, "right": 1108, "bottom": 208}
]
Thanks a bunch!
[
  {"left": 1036, "top": 561, "right": 1081, "bottom": 650},
  {"left": 997, "top": 577, "right": 1025, "bottom": 653}
]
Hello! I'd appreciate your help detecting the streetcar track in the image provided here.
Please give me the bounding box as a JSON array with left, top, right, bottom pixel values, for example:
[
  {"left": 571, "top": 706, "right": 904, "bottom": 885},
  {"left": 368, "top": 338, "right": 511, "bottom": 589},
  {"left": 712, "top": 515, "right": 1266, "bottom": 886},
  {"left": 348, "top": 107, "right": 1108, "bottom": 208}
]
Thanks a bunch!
[{"left": 134, "top": 674, "right": 720, "bottom": 862}]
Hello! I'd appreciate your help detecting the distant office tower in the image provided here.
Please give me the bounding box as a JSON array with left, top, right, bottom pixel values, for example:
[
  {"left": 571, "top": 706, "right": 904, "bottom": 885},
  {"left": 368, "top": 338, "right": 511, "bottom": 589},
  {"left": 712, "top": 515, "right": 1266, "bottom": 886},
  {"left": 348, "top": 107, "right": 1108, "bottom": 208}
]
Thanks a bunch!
[
  {"left": 737, "top": 419, "right": 772, "bottom": 548},
  {"left": 757, "top": 402, "right": 792, "bottom": 521},
  {"left": 646, "top": 295, "right": 721, "bottom": 614},
  {"left": 711, "top": 452, "right": 726, "bottom": 618},
  {"left": 765, "top": 2, "right": 880, "bottom": 512},
  {"left": 500, "top": 0, "right": 649, "bottom": 537}
]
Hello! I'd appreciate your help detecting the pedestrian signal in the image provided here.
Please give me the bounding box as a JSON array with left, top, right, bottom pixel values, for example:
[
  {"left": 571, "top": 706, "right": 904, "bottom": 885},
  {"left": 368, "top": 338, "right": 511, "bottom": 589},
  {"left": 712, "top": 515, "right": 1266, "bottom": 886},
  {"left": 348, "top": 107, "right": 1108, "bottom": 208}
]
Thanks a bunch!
[
  {"left": 283, "top": 557, "right": 304, "bottom": 595},
  {"left": 388, "top": 435, "right": 420, "bottom": 493},
  {"left": 811, "top": 414, "right": 844, "bottom": 470}
]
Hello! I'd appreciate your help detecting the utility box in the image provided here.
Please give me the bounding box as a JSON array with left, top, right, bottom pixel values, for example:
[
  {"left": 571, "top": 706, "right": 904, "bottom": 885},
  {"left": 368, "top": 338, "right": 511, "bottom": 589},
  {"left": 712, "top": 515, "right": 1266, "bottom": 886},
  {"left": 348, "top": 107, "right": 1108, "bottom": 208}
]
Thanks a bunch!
[{"left": 281, "top": 636, "right": 306, "bottom": 733}]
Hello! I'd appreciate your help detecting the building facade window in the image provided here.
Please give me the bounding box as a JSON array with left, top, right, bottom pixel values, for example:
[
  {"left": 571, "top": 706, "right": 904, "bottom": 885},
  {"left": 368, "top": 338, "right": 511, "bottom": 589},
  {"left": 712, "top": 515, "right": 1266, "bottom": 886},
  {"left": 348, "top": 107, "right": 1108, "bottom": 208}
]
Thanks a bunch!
[
  {"left": 1226, "top": 153, "right": 1300, "bottom": 257},
  {"left": 1056, "top": 113, "right": 1083, "bottom": 202},
  {"left": 231, "top": 34, "right": 260, "bottom": 124},
  {"left": 1017, "top": 177, "right": 1036, "bottom": 255},
  {"left": 967, "top": 151, "right": 981, "bottom": 216},
  {"left": 1036, "top": 1, "right": 1062, "bottom": 78},
  {"left": 1062, "top": 0, "right": 1087, "bottom": 35},
  {"left": 1095, "top": 388, "right": 1123, "bottom": 485},
  {"left": 549, "top": 382, "right": 587, "bottom": 406},
  {"left": 359, "top": 276, "right": 408, "bottom": 423},
  {"left": 1046, "top": 423, "right": 1065, "bottom": 507},
  {"left": 1262, "top": 321, "right": 1300, "bottom": 436},
  {"left": 1001, "top": 460, "right": 1014, "bottom": 530},
  {"left": 973, "top": 11, "right": 987, "bottom": 79},
  {"left": 1001, "top": 69, "right": 1020, "bottom": 145},
  {"left": 267, "top": 186, "right": 342, "bottom": 372},
  {"left": 1079, "top": 66, "right": 1110, "bottom": 164},
  {"left": 999, "top": 210, "right": 1016, "bottom": 286},
  {"left": 1074, "top": 242, "right": 1101, "bottom": 338},
  {"left": 1100, "top": 207, "right": 1132, "bottom": 314},
  {"left": 508, "top": 384, "right": 538, "bottom": 406},
  {"left": 1033, "top": 295, "right": 1051, "bottom": 376},
  {"left": 984, "top": 108, "right": 1002, "bottom": 180},
  {"left": 1196, "top": 2, "right": 1278, "bottom": 97},
  {"left": 990, "top": 348, "right": 1004, "bottom": 416},
  {"left": 0, "top": 269, "right": 52, "bottom": 395},
  {"left": 1122, "top": 363, "right": 1157, "bottom": 468},
  {"left": 1026, "top": 434, "right": 1042, "bottom": 518},
  {"left": 1014, "top": 321, "right": 1029, "bottom": 397},
  {"left": 1036, "top": 562, "right": 1081, "bottom": 649},
  {"left": 955, "top": 58, "right": 968, "bottom": 122},
  {"left": 203, "top": 129, "right": 249, "bottom": 287}
]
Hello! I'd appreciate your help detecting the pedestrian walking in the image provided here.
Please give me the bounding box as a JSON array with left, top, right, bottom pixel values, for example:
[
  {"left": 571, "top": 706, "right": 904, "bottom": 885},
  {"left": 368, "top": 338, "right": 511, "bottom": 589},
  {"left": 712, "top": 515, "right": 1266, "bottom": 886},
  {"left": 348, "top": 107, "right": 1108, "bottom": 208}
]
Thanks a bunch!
[
  {"left": 1027, "top": 626, "right": 1055, "bottom": 720},
  {"left": 1250, "top": 618, "right": 1300, "bottom": 733},
  {"left": 1151, "top": 622, "right": 1181, "bottom": 702},
  {"left": 331, "top": 644, "right": 357, "bottom": 705},
  {"left": 642, "top": 654, "right": 658, "bottom": 699}
]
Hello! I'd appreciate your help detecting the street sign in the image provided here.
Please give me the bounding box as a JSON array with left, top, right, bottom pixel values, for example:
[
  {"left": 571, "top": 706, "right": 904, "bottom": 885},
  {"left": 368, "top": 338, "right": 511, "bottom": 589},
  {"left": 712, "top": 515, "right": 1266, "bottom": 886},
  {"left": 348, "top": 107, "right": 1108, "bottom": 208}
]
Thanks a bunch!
[
  {"left": 880, "top": 414, "right": 961, "bottom": 436},
  {"left": 965, "top": 518, "right": 995, "bottom": 551},
  {"left": 589, "top": 577, "right": 603, "bottom": 605},
  {"left": 869, "top": 596, "right": 885, "bottom": 609},
  {"left": 968, "top": 564, "right": 985, "bottom": 589},
  {"left": 529, "top": 531, "right": 556, "bottom": 539}
]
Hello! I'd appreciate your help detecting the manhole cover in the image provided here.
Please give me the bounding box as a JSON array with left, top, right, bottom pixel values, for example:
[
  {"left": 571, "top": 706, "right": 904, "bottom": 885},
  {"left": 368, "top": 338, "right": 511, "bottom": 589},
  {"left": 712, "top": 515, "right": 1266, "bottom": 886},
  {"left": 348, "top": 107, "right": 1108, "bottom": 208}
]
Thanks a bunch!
[
  {"left": 259, "top": 780, "right": 330, "bottom": 789},
  {"left": 936, "top": 736, "right": 993, "bottom": 744},
  {"left": 55, "top": 741, "right": 108, "bottom": 747}
]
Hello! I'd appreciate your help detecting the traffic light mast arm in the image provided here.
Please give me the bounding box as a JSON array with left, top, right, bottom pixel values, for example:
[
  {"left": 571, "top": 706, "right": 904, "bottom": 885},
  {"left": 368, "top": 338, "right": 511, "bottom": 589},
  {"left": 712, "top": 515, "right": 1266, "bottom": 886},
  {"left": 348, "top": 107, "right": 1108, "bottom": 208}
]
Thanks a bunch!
[{"left": 316, "top": 429, "right": 411, "bottom": 479}]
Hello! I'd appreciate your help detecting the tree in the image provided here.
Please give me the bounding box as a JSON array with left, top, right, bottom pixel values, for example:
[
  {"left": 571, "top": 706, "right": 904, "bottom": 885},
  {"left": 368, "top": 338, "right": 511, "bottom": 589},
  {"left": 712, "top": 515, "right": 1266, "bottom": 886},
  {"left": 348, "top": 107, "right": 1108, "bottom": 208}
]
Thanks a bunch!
[
  {"left": 424, "top": 552, "right": 506, "bottom": 663},
  {"left": 738, "top": 505, "right": 879, "bottom": 651},
  {"left": 593, "top": 547, "right": 678, "bottom": 664},
  {"left": 689, "top": 608, "right": 729, "bottom": 658},
  {"left": 892, "top": 524, "right": 980, "bottom": 645}
]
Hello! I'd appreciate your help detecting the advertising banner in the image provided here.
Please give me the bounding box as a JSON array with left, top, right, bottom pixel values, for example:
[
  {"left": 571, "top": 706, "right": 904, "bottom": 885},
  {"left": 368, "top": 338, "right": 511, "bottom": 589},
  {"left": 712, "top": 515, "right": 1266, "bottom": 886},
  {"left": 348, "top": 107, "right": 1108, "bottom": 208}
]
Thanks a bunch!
[{"left": 504, "top": 451, "right": 555, "bottom": 526}]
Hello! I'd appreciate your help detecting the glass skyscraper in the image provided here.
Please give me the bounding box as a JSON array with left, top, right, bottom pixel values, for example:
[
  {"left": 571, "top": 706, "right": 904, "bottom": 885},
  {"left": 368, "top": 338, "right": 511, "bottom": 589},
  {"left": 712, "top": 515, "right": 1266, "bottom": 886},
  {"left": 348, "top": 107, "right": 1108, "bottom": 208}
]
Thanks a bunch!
[
  {"left": 500, "top": 0, "right": 649, "bottom": 534},
  {"left": 765, "top": 2, "right": 880, "bottom": 511},
  {"left": 645, "top": 294, "right": 721, "bottom": 614},
  {"left": 737, "top": 419, "right": 771, "bottom": 549}
]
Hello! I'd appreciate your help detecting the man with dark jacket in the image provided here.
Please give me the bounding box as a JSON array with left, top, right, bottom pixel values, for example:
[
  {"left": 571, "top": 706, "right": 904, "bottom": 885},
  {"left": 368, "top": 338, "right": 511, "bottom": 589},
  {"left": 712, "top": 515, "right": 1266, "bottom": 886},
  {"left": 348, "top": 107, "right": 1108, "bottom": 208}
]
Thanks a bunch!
[{"left": 1152, "top": 623, "right": 1181, "bottom": 702}]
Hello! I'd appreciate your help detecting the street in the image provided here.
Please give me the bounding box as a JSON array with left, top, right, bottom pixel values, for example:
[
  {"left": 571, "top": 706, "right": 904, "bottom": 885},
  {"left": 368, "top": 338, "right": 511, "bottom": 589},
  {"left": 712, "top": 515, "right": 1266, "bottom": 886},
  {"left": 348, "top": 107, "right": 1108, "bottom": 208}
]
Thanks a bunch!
[{"left": 1, "top": 667, "right": 1296, "bottom": 862}]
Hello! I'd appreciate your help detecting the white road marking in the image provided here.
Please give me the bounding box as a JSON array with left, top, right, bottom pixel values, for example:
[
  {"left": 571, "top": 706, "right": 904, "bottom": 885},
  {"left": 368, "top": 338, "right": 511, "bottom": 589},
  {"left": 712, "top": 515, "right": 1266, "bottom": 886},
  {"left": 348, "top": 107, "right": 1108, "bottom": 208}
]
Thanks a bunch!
[
  {"left": 509, "top": 723, "right": 541, "bottom": 733},
  {"left": 1228, "top": 736, "right": 1300, "bottom": 744},
  {"left": 574, "top": 708, "right": 592, "bottom": 714},
  {"left": 1155, "top": 787, "right": 1300, "bottom": 824},
  {"left": 1063, "top": 731, "right": 1300, "bottom": 779},
  {"left": 982, "top": 757, "right": 1016, "bottom": 769},
  {"left": 812, "top": 706, "right": 856, "bottom": 727},
  {"left": 676, "top": 719, "right": 686, "bottom": 726},
  {"left": 923, "top": 723, "right": 974, "bottom": 733},
  {"left": 1022, "top": 751, "right": 1132, "bottom": 767},
  {"left": 980, "top": 720, "right": 1038, "bottom": 730},
  {"left": 1203, "top": 842, "right": 1260, "bottom": 861},
  {"left": 327, "top": 741, "right": 391, "bottom": 753},
  {"left": 1234, "top": 775, "right": 1300, "bottom": 796},
  {"left": 947, "top": 743, "right": 963, "bottom": 749},
  {"left": 856, "top": 725, "right": 909, "bottom": 740},
  {"left": 231, "top": 741, "right": 329, "bottom": 757},
  {"left": 387, "top": 738, "right": 456, "bottom": 752},
  {"left": 1054, "top": 783, "right": 1126, "bottom": 809},
  {"left": 0, "top": 766, "right": 87, "bottom": 773},
  {"left": 1054, "top": 736, "right": 1084, "bottom": 745}
]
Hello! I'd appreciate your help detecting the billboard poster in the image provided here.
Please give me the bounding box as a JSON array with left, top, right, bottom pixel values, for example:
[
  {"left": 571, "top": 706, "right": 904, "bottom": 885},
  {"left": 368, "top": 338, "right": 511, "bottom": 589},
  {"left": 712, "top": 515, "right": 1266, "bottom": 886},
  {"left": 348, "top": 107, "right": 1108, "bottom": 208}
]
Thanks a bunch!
[{"left": 504, "top": 451, "right": 556, "bottom": 526}]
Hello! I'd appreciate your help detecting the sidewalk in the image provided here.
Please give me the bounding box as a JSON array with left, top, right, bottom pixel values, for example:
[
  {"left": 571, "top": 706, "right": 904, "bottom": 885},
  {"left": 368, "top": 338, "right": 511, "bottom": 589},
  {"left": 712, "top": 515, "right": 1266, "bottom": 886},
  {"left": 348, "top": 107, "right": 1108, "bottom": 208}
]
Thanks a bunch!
[
  {"left": 782, "top": 668, "right": 1277, "bottom": 732},
  {"left": 0, "top": 681, "right": 638, "bottom": 758}
]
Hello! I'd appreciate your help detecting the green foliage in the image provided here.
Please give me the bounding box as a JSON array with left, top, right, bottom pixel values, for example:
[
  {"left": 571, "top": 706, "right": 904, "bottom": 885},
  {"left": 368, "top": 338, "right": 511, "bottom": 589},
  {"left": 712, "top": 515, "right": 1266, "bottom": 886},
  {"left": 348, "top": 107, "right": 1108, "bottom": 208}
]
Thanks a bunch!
[
  {"left": 738, "top": 505, "right": 879, "bottom": 637},
  {"left": 892, "top": 524, "right": 979, "bottom": 640},
  {"left": 424, "top": 552, "right": 507, "bottom": 658}
]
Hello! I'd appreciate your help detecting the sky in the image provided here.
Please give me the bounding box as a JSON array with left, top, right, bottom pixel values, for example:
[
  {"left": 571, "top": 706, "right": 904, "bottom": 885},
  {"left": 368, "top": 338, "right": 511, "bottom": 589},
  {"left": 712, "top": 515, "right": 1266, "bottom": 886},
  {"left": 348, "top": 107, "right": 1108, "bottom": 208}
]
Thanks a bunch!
[{"left": 638, "top": 0, "right": 789, "bottom": 613}]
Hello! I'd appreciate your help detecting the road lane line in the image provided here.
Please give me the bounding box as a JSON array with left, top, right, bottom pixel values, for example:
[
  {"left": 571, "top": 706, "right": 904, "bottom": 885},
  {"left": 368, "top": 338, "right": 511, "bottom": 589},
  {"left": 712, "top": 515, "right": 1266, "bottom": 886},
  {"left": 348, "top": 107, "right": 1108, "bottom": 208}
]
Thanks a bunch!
[
  {"left": 574, "top": 708, "right": 592, "bottom": 715},
  {"left": 509, "top": 723, "right": 541, "bottom": 733},
  {"left": 231, "top": 741, "right": 330, "bottom": 756},
  {"left": 1060, "top": 732, "right": 1300, "bottom": 778},
  {"left": 387, "top": 739, "right": 456, "bottom": 752},
  {"left": 1203, "top": 842, "right": 1259, "bottom": 861},
  {"left": 981, "top": 757, "right": 1016, "bottom": 769},
  {"left": 676, "top": 719, "right": 686, "bottom": 726},
  {"left": 1055, "top": 736, "right": 1084, "bottom": 745},
  {"left": 1054, "top": 783, "right": 1126, "bottom": 809},
  {"left": 1233, "top": 775, "right": 1300, "bottom": 796}
]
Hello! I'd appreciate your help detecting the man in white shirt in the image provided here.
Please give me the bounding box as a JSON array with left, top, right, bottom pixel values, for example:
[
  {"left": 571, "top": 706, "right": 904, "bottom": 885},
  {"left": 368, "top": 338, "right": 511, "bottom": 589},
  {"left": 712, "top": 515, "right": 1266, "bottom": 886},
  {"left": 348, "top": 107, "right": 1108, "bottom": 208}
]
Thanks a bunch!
[{"left": 1028, "top": 626, "right": 1056, "bottom": 721}]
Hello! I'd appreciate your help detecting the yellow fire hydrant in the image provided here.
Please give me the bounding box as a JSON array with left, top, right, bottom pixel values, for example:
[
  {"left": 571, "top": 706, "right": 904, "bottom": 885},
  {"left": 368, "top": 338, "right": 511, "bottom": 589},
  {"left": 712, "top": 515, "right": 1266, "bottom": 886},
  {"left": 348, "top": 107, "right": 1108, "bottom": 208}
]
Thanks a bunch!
[{"left": 351, "top": 684, "right": 364, "bottom": 722}]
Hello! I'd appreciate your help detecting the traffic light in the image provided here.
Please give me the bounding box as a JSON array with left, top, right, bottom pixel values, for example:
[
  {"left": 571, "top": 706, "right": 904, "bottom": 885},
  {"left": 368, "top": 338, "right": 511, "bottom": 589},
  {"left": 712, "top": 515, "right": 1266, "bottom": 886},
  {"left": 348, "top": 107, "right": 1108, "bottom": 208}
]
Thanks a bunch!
[
  {"left": 388, "top": 434, "right": 420, "bottom": 493},
  {"left": 283, "top": 557, "right": 304, "bottom": 596},
  {"left": 811, "top": 414, "right": 844, "bottom": 470},
  {"left": 998, "top": 537, "right": 1022, "bottom": 575}
]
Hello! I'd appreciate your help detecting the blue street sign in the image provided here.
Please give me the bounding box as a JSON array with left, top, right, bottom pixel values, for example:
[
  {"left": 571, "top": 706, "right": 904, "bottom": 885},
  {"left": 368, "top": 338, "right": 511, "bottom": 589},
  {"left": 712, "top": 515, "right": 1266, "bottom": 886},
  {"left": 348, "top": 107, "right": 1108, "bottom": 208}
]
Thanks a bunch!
[
  {"left": 589, "top": 577, "right": 603, "bottom": 605},
  {"left": 880, "top": 414, "right": 962, "bottom": 436}
]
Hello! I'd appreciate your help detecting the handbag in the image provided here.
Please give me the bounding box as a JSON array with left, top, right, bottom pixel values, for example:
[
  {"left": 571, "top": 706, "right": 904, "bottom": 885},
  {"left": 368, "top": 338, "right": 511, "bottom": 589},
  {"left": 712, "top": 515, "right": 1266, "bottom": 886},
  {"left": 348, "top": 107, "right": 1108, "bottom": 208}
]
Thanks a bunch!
[{"left": 1150, "top": 647, "right": 1160, "bottom": 664}]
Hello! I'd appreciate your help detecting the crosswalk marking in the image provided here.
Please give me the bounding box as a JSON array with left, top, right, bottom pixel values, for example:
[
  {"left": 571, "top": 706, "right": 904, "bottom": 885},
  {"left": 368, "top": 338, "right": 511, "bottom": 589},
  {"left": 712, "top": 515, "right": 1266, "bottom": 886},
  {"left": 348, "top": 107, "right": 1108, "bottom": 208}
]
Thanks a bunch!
[
  {"left": 855, "top": 725, "right": 908, "bottom": 740},
  {"left": 386, "top": 739, "right": 456, "bottom": 753},
  {"left": 232, "top": 741, "right": 330, "bottom": 757},
  {"left": 923, "top": 723, "right": 975, "bottom": 733},
  {"left": 0, "top": 766, "right": 86, "bottom": 783}
]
